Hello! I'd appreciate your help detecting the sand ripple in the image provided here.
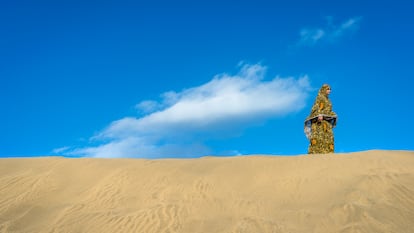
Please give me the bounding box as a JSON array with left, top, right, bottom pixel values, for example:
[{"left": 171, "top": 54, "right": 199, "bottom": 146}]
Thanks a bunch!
[{"left": 0, "top": 150, "right": 413, "bottom": 233}]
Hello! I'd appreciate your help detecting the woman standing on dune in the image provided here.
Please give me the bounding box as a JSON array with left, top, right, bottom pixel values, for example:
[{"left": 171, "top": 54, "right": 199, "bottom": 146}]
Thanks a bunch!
[{"left": 304, "top": 84, "right": 337, "bottom": 154}]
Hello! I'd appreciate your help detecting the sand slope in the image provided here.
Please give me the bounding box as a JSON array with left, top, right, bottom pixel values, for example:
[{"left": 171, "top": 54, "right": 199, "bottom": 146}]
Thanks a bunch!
[{"left": 0, "top": 150, "right": 413, "bottom": 233}]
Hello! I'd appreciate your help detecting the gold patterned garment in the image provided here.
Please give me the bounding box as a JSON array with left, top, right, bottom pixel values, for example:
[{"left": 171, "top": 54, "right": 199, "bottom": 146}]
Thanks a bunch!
[{"left": 304, "top": 84, "right": 337, "bottom": 154}]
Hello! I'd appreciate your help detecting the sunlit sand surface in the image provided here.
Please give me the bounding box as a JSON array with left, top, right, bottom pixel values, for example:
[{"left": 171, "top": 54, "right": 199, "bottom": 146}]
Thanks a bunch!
[{"left": 1, "top": 150, "right": 413, "bottom": 233}]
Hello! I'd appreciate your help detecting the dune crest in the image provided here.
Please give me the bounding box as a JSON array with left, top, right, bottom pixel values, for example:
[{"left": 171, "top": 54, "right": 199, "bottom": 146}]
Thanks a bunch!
[{"left": 1, "top": 150, "right": 413, "bottom": 233}]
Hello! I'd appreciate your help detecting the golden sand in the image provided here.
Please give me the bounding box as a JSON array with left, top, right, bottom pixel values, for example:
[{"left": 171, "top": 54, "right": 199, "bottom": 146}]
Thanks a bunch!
[{"left": 0, "top": 150, "right": 413, "bottom": 233}]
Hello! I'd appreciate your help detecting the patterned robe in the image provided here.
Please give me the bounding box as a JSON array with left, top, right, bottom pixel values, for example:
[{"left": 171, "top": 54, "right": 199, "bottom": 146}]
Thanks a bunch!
[{"left": 304, "top": 84, "right": 337, "bottom": 154}]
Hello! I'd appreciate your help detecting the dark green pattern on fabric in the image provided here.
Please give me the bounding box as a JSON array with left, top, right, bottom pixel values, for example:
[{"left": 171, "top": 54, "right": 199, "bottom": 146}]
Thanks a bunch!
[{"left": 305, "top": 84, "right": 337, "bottom": 154}]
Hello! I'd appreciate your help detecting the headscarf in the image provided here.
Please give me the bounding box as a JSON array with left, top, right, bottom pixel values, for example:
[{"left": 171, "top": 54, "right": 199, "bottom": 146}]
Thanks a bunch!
[
  {"left": 307, "top": 84, "right": 336, "bottom": 119},
  {"left": 318, "top": 84, "right": 331, "bottom": 98}
]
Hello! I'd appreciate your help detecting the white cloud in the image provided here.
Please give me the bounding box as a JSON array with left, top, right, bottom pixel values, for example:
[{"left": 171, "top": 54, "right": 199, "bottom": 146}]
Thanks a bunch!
[
  {"left": 135, "top": 100, "right": 161, "bottom": 114},
  {"left": 298, "top": 16, "right": 362, "bottom": 46},
  {"left": 300, "top": 29, "right": 326, "bottom": 45},
  {"left": 52, "top": 146, "right": 71, "bottom": 154},
  {"left": 68, "top": 63, "right": 312, "bottom": 158},
  {"left": 70, "top": 137, "right": 211, "bottom": 158}
]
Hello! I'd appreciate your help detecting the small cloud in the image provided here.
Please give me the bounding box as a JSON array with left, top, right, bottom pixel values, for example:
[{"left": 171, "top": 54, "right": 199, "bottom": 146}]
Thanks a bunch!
[
  {"left": 332, "top": 17, "right": 362, "bottom": 38},
  {"left": 300, "top": 29, "right": 326, "bottom": 45},
  {"left": 67, "top": 63, "right": 312, "bottom": 158},
  {"left": 52, "top": 146, "right": 71, "bottom": 154},
  {"left": 341, "top": 17, "right": 362, "bottom": 30},
  {"left": 298, "top": 16, "right": 362, "bottom": 46},
  {"left": 135, "top": 100, "right": 161, "bottom": 114}
]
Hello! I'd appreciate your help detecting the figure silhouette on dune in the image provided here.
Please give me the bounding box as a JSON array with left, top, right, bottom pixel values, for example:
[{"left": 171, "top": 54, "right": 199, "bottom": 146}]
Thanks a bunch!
[{"left": 304, "top": 84, "right": 337, "bottom": 154}]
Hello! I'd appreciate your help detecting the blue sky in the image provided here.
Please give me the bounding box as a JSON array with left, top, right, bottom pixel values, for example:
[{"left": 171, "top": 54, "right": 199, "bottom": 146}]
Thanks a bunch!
[{"left": 1, "top": 0, "right": 413, "bottom": 158}]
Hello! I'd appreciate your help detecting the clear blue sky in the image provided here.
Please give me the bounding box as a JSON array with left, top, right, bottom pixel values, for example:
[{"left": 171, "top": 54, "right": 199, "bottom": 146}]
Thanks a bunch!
[{"left": 1, "top": 0, "right": 413, "bottom": 158}]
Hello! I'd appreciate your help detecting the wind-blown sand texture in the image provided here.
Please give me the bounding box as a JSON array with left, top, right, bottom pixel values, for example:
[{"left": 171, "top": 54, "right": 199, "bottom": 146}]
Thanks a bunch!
[{"left": 0, "top": 150, "right": 413, "bottom": 233}]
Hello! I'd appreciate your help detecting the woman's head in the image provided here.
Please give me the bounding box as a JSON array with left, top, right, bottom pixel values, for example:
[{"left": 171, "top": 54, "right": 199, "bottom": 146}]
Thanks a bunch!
[{"left": 319, "top": 84, "right": 331, "bottom": 96}]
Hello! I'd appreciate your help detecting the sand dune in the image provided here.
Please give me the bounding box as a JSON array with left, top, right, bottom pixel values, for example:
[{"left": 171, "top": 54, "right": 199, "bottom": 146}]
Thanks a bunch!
[{"left": 0, "top": 150, "right": 413, "bottom": 233}]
